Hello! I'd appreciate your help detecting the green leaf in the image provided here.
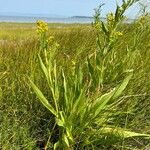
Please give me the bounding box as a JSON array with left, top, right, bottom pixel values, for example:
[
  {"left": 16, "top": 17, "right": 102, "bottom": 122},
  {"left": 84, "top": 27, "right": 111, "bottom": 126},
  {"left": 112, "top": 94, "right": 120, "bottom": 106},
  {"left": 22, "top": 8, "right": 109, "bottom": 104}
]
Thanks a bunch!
[
  {"left": 62, "top": 70, "right": 69, "bottom": 109},
  {"left": 115, "top": 4, "right": 120, "bottom": 22},
  {"left": 54, "top": 60, "right": 58, "bottom": 89},
  {"left": 111, "top": 71, "right": 133, "bottom": 100},
  {"left": 59, "top": 111, "right": 65, "bottom": 125},
  {"left": 87, "top": 57, "right": 94, "bottom": 76},
  {"left": 101, "top": 22, "right": 108, "bottom": 35},
  {"left": 29, "top": 78, "right": 57, "bottom": 117},
  {"left": 38, "top": 55, "right": 48, "bottom": 80},
  {"left": 63, "top": 134, "right": 70, "bottom": 148},
  {"left": 72, "top": 88, "right": 85, "bottom": 114},
  {"left": 56, "top": 118, "right": 64, "bottom": 127},
  {"left": 92, "top": 71, "right": 133, "bottom": 117},
  {"left": 66, "top": 128, "right": 73, "bottom": 142},
  {"left": 101, "top": 127, "right": 150, "bottom": 139},
  {"left": 54, "top": 141, "right": 60, "bottom": 150},
  {"left": 92, "top": 88, "right": 115, "bottom": 117},
  {"left": 78, "top": 66, "right": 83, "bottom": 87}
]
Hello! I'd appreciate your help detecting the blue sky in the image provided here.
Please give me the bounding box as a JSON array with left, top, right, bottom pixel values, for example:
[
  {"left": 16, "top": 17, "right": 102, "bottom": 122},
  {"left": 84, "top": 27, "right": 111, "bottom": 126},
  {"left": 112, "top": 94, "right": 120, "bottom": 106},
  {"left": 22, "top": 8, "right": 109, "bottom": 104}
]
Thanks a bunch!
[{"left": 0, "top": 0, "right": 145, "bottom": 18}]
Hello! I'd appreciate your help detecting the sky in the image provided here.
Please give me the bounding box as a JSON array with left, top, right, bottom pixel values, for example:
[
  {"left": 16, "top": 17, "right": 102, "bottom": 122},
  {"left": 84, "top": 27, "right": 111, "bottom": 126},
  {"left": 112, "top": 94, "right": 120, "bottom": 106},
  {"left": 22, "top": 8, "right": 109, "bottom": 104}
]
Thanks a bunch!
[{"left": 0, "top": 0, "right": 149, "bottom": 18}]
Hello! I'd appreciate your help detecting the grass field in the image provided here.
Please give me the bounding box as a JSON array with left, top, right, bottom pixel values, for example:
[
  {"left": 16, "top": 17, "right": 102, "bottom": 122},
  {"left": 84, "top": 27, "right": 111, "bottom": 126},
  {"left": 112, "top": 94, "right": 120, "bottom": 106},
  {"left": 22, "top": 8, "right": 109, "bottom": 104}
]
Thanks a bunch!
[{"left": 0, "top": 4, "right": 150, "bottom": 150}]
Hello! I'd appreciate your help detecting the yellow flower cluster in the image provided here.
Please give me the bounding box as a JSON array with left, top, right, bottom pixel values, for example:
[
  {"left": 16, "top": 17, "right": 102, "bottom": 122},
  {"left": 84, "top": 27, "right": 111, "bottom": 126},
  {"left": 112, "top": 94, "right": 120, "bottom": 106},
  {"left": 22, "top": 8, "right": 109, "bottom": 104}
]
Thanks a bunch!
[
  {"left": 107, "top": 12, "right": 115, "bottom": 29},
  {"left": 36, "top": 20, "right": 48, "bottom": 34},
  {"left": 115, "top": 31, "right": 123, "bottom": 36},
  {"left": 107, "top": 12, "right": 115, "bottom": 22},
  {"left": 46, "top": 36, "right": 60, "bottom": 48},
  {"left": 95, "top": 21, "right": 101, "bottom": 30},
  {"left": 110, "top": 31, "right": 123, "bottom": 43},
  {"left": 46, "top": 36, "right": 55, "bottom": 44}
]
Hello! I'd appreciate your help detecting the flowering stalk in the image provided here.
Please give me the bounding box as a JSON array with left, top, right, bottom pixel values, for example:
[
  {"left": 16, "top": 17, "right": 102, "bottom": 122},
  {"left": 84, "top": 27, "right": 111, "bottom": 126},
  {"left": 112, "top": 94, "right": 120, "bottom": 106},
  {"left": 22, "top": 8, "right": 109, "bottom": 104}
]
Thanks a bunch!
[
  {"left": 88, "top": 0, "right": 138, "bottom": 90},
  {"left": 36, "top": 20, "right": 48, "bottom": 52}
]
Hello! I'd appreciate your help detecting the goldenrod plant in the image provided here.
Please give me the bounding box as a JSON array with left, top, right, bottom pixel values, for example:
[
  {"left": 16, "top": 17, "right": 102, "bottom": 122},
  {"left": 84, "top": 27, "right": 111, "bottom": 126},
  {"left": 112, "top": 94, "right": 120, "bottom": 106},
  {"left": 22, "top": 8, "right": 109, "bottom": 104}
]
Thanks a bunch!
[
  {"left": 1, "top": 0, "right": 150, "bottom": 149},
  {"left": 29, "top": 1, "right": 150, "bottom": 149}
]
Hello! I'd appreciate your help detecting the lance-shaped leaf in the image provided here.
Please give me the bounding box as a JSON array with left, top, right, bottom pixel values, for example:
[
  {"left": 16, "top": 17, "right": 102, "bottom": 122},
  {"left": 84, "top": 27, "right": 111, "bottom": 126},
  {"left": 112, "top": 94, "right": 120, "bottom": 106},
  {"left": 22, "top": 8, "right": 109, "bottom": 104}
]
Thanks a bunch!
[
  {"left": 29, "top": 78, "right": 57, "bottom": 117},
  {"left": 101, "top": 127, "right": 150, "bottom": 139},
  {"left": 92, "top": 71, "right": 133, "bottom": 117}
]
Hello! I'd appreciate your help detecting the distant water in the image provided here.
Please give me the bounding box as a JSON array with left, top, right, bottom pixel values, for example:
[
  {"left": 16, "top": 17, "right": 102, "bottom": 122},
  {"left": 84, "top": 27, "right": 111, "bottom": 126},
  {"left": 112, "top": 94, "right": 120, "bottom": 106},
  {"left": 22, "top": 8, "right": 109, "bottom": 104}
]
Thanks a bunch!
[{"left": 0, "top": 15, "right": 93, "bottom": 23}]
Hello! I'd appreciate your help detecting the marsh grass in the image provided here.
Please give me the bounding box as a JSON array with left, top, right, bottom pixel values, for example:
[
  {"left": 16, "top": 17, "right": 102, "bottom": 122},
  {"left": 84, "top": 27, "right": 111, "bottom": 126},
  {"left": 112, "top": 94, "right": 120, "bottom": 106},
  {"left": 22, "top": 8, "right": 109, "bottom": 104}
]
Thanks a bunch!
[{"left": 1, "top": 1, "right": 150, "bottom": 149}]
